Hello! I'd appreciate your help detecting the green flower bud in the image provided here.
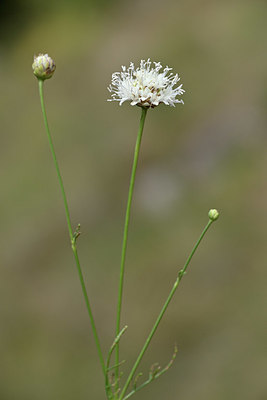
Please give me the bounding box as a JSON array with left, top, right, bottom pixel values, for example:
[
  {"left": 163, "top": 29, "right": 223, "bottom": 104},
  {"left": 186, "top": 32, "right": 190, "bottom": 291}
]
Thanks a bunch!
[
  {"left": 32, "top": 53, "right": 56, "bottom": 80},
  {"left": 208, "top": 209, "right": 219, "bottom": 221}
]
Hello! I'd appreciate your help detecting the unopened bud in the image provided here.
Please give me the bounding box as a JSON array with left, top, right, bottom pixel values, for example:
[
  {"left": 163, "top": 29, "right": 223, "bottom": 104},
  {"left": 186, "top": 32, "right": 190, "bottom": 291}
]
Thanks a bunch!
[
  {"left": 32, "top": 53, "right": 56, "bottom": 80},
  {"left": 208, "top": 209, "right": 219, "bottom": 221}
]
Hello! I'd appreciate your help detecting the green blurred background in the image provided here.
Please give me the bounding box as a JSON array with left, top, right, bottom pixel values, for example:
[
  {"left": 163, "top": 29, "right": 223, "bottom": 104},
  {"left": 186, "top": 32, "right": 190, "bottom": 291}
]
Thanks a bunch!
[{"left": 0, "top": 0, "right": 266, "bottom": 399}]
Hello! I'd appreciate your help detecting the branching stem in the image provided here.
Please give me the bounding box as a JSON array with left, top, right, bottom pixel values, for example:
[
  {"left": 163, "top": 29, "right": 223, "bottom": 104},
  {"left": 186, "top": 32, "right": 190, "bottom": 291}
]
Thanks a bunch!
[
  {"left": 38, "top": 79, "right": 105, "bottom": 376},
  {"left": 119, "top": 219, "right": 214, "bottom": 400}
]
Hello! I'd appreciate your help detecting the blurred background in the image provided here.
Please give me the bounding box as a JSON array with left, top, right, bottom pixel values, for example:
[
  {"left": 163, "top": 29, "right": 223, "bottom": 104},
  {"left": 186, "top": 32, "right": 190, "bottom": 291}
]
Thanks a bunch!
[{"left": 0, "top": 0, "right": 266, "bottom": 399}]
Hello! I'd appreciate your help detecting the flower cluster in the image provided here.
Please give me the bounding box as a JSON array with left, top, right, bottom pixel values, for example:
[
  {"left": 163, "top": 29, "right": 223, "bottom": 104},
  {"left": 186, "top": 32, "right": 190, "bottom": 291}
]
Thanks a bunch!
[
  {"left": 108, "top": 59, "right": 185, "bottom": 108},
  {"left": 32, "top": 54, "right": 56, "bottom": 80}
]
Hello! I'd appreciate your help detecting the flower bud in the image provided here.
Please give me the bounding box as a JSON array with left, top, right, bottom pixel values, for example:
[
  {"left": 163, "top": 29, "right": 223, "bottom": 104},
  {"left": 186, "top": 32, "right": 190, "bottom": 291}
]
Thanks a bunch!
[
  {"left": 32, "top": 53, "right": 56, "bottom": 80},
  {"left": 208, "top": 209, "right": 219, "bottom": 221}
]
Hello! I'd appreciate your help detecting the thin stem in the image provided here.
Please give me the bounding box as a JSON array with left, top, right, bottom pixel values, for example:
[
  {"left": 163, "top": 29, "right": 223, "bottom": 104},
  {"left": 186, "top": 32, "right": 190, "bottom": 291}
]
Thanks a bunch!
[
  {"left": 38, "top": 79, "right": 105, "bottom": 375},
  {"left": 38, "top": 79, "right": 73, "bottom": 242},
  {"left": 122, "top": 345, "right": 177, "bottom": 400},
  {"left": 119, "top": 219, "right": 214, "bottom": 400},
  {"left": 105, "top": 326, "right": 128, "bottom": 399},
  {"left": 115, "top": 107, "right": 148, "bottom": 386}
]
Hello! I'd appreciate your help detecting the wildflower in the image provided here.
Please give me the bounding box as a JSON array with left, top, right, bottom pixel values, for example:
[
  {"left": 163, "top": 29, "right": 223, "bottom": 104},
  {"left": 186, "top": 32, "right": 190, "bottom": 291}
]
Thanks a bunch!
[
  {"left": 108, "top": 59, "right": 185, "bottom": 108},
  {"left": 32, "top": 53, "right": 56, "bottom": 80}
]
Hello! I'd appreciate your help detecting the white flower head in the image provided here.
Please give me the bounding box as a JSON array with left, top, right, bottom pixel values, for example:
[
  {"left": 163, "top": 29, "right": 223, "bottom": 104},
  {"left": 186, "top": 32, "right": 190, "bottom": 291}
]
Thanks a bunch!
[
  {"left": 32, "top": 53, "right": 56, "bottom": 80},
  {"left": 108, "top": 59, "right": 185, "bottom": 108}
]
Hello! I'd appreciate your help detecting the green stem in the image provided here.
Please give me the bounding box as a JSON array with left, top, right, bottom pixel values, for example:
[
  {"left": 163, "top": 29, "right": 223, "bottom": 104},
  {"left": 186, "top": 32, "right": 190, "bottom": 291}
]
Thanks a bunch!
[
  {"left": 119, "top": 219, "right": 214, "bottom": 400},
  {"left": 38, "top": 79, "right": 105, "bottom": 376},
  {"left": 105, "top": 326, "right": 128, "bottom": 399},
  {"left": 115, "top": 107, "right": 148, "bottom": 386}
]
